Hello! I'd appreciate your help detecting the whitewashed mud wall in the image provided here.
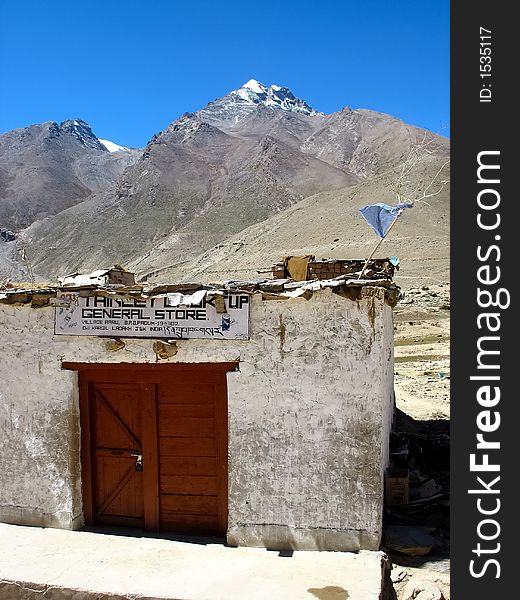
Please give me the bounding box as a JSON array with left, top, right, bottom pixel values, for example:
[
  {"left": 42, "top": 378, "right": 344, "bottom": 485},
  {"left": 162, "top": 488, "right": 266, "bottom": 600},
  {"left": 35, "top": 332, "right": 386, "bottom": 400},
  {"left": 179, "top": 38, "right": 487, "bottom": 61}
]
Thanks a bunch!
[{"left": 0, "top": 287, "right": 394, "bottom": 551}]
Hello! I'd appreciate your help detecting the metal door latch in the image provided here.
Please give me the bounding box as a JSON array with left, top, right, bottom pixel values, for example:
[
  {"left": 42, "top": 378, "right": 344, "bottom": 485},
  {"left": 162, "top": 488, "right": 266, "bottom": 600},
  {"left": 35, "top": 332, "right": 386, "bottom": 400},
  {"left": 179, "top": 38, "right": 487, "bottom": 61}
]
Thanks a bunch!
[{"left": 131, "top": 453, "right": 143, "bottom": 471}]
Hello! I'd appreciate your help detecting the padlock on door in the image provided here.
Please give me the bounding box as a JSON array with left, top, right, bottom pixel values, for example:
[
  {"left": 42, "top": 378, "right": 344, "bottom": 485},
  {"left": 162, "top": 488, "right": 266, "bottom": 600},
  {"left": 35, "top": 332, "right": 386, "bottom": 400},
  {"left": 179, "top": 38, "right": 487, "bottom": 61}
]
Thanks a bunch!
[{"left": 131, "top": 453, "right": 143, "bottom": 472}]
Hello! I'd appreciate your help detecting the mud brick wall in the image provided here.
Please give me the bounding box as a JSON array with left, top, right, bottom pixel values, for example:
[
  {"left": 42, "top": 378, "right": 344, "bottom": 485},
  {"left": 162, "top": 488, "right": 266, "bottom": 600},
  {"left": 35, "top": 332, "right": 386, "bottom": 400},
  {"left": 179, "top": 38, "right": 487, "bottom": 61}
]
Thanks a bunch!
[
  {"left": 0, "top": 288, "right": 394, "bottom": 551},
  {"left": 272, "top": 259, "right": 395, "bottom": 281}
]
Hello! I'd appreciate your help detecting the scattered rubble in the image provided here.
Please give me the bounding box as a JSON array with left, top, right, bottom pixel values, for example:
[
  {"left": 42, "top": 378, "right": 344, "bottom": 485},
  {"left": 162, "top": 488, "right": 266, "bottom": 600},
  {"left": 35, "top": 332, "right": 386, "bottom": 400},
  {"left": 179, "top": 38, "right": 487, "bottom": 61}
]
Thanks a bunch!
[
  {"left": 272, "top": 257, "right": 396, "bottom": 281},
  {"left": 401, "top": 578, "right": 446, "bottom": 600},
  {"left": 390, "top": 566, "right": 450, "bottom": 600},
  {"left": 383, "top": 409, "right": 450, "bottom": 598},
  {"left": 0, "top": 260, "right": 401, "bottom": 308},
  {"left": 397, "top": 284, "right": 450, "bottom": 311}
]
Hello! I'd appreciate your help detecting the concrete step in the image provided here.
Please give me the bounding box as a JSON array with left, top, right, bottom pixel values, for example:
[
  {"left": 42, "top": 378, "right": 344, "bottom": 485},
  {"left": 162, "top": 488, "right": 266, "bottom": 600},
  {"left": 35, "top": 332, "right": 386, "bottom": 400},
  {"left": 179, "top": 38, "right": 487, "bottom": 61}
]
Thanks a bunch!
[{"left": 0, "top": 523, "right": 387, "bottom": 599}]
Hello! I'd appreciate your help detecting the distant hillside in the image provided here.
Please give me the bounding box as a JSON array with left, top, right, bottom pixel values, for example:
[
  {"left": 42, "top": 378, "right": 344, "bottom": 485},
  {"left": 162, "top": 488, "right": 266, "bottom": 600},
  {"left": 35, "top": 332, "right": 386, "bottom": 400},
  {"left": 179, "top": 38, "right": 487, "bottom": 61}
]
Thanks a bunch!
[
  {"left": 132, "top": 153, "right": 449, "bottom": 289},
  {"left": 0, "top": 79, "right": 448, "bottom": 286},
  {"left": 0, "top": 119, "right": 140, "bottom": 230}
]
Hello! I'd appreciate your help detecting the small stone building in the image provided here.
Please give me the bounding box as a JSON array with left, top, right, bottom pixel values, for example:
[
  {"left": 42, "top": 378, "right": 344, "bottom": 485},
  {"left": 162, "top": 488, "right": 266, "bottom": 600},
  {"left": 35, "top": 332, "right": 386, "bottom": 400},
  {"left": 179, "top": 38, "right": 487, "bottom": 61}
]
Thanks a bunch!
[{"left": 0, "top": 263, "right": 398, "bottom": 551}]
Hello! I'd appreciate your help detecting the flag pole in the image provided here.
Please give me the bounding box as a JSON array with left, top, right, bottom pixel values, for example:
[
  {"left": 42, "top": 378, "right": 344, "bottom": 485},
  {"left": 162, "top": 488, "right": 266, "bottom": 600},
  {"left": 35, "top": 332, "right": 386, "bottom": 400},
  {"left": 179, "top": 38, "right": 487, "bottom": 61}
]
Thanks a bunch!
[{"left": 358, "top": 214, "right": 400, "bottom": 279}]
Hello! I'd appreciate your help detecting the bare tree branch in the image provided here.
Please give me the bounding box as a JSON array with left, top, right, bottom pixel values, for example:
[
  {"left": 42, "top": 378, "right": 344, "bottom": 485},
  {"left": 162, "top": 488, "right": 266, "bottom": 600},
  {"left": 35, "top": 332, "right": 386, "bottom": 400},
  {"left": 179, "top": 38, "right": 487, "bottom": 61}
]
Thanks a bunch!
[{"left": 391, "top": 131, "right": 450, "bottom": 207}]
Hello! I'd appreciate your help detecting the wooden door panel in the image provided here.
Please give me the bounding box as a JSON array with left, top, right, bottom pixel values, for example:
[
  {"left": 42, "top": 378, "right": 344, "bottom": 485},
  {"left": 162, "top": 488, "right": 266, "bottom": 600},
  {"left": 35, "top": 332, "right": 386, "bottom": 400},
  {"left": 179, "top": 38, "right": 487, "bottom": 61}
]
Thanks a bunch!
[
  {"left": 78, "top": 365, "right": 229, "bottom": 537},
  {"left": 160, "top": 456, "right": 217, "bottom": 476},
  {"left": 158, "top": 415, "right": 215, "bottom": 437},
  {"left": 159, "top": 437, "right": 217, "bottom": 457},
  {"left": 90, "top": 383, "right": 145, "bottom": 525},
  {"left": 95, "top": 456, "right": 144, "bottom": 520},
  {"left": 160, "top": 474, "right": 219, "bottom": 495},
  {"left": 93, "top": 386, "right": 142, "bottom": 450},
  {"left": 156, "top": 375, "right": 226, "bottom": 535},
  {"left": 158, "top": 383, "right": 215, "bottom": 404},
  {"left": 159, "top": 403, "right": 215, "bottom": 418},
  {"left": 160, "top": 514, "right": 219, "bottom": 535},
  {"left": 161, "top": 494, "right": 218, "bottom": 515}
]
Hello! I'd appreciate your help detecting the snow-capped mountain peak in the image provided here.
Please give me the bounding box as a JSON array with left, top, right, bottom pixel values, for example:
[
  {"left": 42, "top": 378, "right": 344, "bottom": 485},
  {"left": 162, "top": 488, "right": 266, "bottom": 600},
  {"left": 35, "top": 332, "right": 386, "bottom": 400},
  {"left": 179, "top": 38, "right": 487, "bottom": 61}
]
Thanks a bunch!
[
  {"left": 193, "top": 79, "right": 323, "bottom": 129},
  {"left": 99, "top": 139, "right": 131, "bottom": 153},
  {"left": 241, "top": 79, "right": 267, "bottom": 94},
  {"left": 229, "top": 79, "right": 321, "bottom": 116},
  {"left": 232, "top": 79, "right": 268, "bottom": 103}
]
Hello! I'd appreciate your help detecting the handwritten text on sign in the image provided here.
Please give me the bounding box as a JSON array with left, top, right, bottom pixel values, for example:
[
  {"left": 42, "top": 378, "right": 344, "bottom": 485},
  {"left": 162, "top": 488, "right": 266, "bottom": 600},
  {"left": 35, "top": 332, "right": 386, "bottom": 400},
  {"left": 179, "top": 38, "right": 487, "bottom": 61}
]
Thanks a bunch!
[{"left": 54, "top": 293, "right": 250, "bottom": 339}]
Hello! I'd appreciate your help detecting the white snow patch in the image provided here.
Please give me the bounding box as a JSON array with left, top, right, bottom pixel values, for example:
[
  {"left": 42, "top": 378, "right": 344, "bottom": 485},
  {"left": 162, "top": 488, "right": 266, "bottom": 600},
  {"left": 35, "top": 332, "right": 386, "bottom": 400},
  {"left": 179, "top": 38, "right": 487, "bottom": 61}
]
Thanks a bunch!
[
  {"left": 235, "top": 88, "right": 256, "bottom": 102},
  {"left": 241, "top": 79, "right": 266, "bottom": 94},
  {"left": 99, "top": 139, "right": 130, "bottom": 153}
]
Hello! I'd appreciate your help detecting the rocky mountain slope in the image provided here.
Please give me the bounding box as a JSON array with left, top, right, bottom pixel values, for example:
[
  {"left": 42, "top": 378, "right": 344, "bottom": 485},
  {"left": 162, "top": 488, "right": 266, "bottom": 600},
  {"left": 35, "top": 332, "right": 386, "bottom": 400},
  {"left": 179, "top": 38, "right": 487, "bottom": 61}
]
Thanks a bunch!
[
  {"left": 0, "top": 119, "right": 140, "bottom": 230},
  {"left": 132, "top": 153, "right": 449, "bottom": 287},
  {"left": 0, "top": 80, "right": 449, "bottom": 284}
]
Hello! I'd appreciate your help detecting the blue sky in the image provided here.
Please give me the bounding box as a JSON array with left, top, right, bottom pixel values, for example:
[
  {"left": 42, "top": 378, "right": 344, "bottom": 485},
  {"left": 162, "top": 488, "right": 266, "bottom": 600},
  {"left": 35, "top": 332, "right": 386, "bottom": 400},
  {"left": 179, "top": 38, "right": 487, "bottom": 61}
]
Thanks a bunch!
[{"left": 0, "top": 0, "right": 449, "bottom": 148}]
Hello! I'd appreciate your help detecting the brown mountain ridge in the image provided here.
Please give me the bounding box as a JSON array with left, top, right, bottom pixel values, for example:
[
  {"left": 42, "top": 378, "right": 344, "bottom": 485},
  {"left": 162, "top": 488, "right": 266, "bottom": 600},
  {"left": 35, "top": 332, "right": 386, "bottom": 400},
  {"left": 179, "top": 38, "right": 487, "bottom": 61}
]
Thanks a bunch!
[{"left": 0, "top": 79, "right": 449, "bottom": 286}]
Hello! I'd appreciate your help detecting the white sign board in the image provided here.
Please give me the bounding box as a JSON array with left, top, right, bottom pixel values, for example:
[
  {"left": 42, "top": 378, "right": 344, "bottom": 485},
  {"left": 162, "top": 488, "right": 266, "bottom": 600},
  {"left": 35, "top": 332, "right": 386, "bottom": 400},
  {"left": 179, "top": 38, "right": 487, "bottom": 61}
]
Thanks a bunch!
[{"left": 54, "top": 292, "right": 250, "bottom": 340}]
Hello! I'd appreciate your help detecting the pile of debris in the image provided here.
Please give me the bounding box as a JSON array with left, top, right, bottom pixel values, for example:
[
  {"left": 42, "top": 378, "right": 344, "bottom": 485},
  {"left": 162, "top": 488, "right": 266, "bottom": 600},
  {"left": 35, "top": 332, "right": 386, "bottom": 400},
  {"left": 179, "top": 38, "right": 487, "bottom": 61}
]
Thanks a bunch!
[
  {"left": 389, "top": 567, "right": 450, "bottom": 600},
  {"left": 0, "top": 262, "right": 401, "bottom": 307},
  {"left": 271, "top": 256, "right": 396, "bottom": 281},
  {"left": 382, "top": 410, "right": 450, "bottom": 599},
  {"left": 383, "top": 409, "right": 449, "bottom": 564}
]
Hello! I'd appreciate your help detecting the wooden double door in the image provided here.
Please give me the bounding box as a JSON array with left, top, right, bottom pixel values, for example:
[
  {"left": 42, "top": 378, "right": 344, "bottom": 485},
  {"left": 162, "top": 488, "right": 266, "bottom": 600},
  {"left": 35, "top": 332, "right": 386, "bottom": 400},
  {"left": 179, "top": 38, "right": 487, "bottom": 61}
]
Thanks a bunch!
[{"left": 73, "top": 363, "right": 233, "bottom": 536}]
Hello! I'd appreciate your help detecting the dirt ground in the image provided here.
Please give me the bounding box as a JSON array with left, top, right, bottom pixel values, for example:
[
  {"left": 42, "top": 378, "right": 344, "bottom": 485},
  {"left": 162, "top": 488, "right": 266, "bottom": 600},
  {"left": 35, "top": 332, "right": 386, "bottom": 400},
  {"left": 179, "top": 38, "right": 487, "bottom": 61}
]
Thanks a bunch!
[{"left": 393, "top": 282, "right": 450, "bottom": 420}]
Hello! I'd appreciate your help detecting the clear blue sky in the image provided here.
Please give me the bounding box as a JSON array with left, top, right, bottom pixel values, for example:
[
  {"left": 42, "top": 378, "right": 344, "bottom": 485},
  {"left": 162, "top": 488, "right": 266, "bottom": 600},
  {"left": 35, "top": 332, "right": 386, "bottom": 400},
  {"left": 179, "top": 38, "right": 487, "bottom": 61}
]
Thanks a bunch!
[{"left": 0, "top": 0, "right": 449, "bottom": 148}]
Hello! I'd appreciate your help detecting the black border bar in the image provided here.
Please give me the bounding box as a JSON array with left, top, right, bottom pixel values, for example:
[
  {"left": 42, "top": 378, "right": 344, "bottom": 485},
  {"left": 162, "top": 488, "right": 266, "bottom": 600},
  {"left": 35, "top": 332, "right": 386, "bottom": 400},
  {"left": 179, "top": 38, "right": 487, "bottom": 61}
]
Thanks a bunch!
[{"left": 451, "top": 2, "right": 515, "bottom": 596}]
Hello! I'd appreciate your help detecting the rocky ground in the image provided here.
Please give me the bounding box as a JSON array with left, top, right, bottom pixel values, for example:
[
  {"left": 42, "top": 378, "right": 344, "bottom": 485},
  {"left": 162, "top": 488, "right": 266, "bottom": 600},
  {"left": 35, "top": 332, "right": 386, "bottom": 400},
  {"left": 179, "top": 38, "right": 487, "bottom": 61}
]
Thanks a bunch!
[
  {"left": 393, "top": 282, "right": 450, "bottom": 420},
  {"left": 386, "top": 281, "right": 451, "bottom": 599},
  {"left": 390, "top": 565, "right": 450, "bottom": 600}
]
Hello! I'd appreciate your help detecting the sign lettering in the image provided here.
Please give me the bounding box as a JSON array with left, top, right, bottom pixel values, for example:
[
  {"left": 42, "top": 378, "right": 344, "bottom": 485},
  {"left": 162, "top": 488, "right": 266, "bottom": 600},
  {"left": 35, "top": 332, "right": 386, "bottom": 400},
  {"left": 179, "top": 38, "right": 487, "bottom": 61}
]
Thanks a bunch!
[{"left": 54, "top": 293, "right": 250, "bottom": 340}]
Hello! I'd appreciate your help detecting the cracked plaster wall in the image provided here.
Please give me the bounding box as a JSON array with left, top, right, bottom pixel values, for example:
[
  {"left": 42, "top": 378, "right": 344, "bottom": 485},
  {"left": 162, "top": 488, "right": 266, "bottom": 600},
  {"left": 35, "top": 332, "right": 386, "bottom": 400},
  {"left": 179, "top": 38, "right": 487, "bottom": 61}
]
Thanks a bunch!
[{"left": 0, "top": 287, "right": 394, "bottom": 550}]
